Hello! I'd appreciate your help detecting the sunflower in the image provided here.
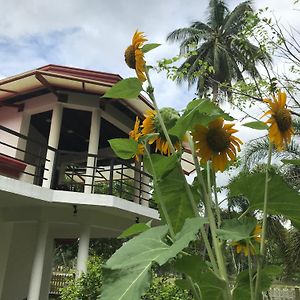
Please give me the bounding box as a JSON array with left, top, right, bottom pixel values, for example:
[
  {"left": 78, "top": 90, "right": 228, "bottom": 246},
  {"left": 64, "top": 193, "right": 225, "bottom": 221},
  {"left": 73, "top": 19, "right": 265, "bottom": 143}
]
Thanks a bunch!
[
  {"left": 125, "top": 31, "right": 147, "bottom": 82},
  {"left": 231, "top": 225, "right": 262, "bottom": 256},
  {"left": 263, "top": 91, "right": 294, "bottom": 151},
  {"left": 129, "top": 117, "right": 144, "bottom": 161},
  {"left": 142, "top": 109, "right": 180, "bottom": 156},
  {"left": 191, "top": 118, "right": 243, "bottom": 172}
]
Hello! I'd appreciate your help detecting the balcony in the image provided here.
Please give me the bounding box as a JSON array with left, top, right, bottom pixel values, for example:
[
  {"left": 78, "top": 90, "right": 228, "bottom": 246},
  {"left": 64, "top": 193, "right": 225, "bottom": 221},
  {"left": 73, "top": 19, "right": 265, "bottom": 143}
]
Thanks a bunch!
[{"left": 0, "top": 124, "right": 153, "bottom": 207}]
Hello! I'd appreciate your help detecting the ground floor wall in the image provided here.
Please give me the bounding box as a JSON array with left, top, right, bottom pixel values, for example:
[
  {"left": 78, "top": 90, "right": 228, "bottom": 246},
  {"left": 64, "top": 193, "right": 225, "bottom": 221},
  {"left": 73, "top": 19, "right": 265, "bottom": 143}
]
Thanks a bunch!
[{"left": 0, "top": 222, "right": 38, "bottom": 300}]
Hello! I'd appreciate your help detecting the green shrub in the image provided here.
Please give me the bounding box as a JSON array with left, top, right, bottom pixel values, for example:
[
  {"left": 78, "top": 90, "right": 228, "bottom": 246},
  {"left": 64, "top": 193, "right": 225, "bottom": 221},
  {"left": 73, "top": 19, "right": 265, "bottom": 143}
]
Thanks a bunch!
[
  {"left": 142, "top": 274, "right": 192, "bottom": 300},
  {"left": 60, "top": 256, "right": 103, "bottom": 300}
]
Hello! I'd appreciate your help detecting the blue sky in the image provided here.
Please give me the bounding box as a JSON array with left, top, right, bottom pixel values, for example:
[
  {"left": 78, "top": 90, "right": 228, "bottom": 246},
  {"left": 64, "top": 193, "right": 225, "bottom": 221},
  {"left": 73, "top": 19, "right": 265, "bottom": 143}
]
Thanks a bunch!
[{"left": 0, "top": 0, "right": 299, "bottom": 136}]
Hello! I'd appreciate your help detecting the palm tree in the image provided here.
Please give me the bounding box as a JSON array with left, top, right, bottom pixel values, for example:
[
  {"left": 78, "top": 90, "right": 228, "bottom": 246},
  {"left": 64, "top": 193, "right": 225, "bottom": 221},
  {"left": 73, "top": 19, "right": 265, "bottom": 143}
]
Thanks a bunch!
[
  {"left": 241, "top": 119, "right": 300, "bottom": 190},
  {"left": 167, "top": 0, "right": 270, "bottom": 100}
]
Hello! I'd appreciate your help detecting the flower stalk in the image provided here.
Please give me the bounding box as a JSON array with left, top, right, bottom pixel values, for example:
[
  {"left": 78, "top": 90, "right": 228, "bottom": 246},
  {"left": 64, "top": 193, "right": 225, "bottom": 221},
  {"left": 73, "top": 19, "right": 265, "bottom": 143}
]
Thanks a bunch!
[{"left": 254, "top": 142, "right": 273, "bottom": 299}]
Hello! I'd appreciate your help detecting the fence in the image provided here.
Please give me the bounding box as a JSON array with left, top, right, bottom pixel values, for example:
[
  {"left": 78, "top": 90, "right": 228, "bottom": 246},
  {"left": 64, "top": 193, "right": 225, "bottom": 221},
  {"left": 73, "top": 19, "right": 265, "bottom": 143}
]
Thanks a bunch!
[
  {"left": 49, "top": 266, "right": 75, "bottom": 296},
  {"left": 263, "top": 286, "right": 300, "bottom": 300}
]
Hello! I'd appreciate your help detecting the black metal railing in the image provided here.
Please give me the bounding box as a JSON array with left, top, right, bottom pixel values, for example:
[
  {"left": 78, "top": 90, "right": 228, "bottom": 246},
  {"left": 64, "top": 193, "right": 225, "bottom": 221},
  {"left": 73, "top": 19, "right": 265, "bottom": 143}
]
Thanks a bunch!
[
  {"left": 0, "top": 125, "right": 153, "bottom": 206},
  {"left": 54, "top": 150, "right": 153, "bottom": 205},
  {"left": 0, "top": 124, "right": 51, "bottom": 185}
]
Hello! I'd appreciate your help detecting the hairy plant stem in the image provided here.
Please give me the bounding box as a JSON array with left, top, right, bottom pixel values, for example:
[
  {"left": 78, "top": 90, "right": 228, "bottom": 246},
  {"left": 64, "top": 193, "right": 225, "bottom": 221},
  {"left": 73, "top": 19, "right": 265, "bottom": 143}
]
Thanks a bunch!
[
  {"left": 144, "top": 145, "right": 175, "bottom": 238},
  {"left": 206, "top": 162, "right": 232, "bottom": 300},
  {"left": 144, "top": 69, "right": 201, "bottom": 300},
  {"left": 186, "top": 134, "right": 231, "bottom": 299},
  {"left": 186, "top": 133, "right": 219, "bottom": 274},
  {"left": 248, "top": 244, "right": 254, "bottom": 300},
  {"left": 145, "top": 68, "right": 176, "bottom": 154},
  {"left": 254, "top": 143, "right": 273, "bottom": 299},
  {"left": 212, "top": 171, "right": 222, "bottom": 228},
  {"left": 145, "top": 68, "right": 202, "bottom": 219}
]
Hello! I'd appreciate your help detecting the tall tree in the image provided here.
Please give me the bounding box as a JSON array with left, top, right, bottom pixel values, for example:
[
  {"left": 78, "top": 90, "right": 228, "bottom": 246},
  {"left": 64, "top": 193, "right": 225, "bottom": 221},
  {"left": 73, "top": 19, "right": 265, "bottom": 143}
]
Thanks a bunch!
[{"left": 167, "top": 0, "right": 269, "bottom": 100}]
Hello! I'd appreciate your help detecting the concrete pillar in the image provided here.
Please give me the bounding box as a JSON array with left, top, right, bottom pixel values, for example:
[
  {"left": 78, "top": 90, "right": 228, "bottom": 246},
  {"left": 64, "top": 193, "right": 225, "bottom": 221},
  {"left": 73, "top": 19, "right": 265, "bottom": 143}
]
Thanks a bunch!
[
  {"left": 133, "top": 161, "right": 141, "bottom": 204},
  {"left": 76, "top": 225, "right": 91, "bottom": 277},
  {"left": 0, "top": 222, "right": 13, "bottom": 299},
  {"left": 42, "top": 103, "right": 63, "bottom": 188},
  {"left": 84, "top": 109, "right": 101, "bottom": 193},
  {"left": 15, "top": 112, "right": 31, "bottom": 160},
  {"left": 27, "top": 222, "right": 49, "bottom": 300},
  {"left": 39, "top": 237, "right": 54, "bottom": 300}
]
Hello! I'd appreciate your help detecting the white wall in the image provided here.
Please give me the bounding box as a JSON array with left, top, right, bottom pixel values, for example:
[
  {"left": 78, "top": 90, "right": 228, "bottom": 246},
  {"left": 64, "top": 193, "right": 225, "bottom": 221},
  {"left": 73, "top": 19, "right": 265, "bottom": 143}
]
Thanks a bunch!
[
  {"left": 1, "top": 222, "right": 37, "bottom": 300},
  {"left": 0, "top": 106, "right": 23, "bottom": 157},
  {"left": 0, "top": 222, "right": 13, "bottom": 299}
]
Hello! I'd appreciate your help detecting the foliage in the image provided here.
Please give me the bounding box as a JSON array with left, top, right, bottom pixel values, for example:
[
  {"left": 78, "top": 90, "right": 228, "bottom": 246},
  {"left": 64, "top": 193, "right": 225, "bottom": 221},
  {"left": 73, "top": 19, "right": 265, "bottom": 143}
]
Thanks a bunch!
[
  {"left": 166, "top": 0, "right": 270, "bottom": 99},
  {"left": 142, "top": 273, "right": 192, "bottom": 300},
  {"left": 60, "top": 256, "right": 103, "bottom": 300},
  {"left": 99, "top": 8, "right": 300, "bottom": 299}
]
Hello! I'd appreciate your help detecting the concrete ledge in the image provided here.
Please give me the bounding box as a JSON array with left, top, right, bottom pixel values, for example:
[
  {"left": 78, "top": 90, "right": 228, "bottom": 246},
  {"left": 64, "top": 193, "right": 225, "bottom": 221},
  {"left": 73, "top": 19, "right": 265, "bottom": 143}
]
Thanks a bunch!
[{"left": 0, "top": 175, "right": 159, "bottom": 220}]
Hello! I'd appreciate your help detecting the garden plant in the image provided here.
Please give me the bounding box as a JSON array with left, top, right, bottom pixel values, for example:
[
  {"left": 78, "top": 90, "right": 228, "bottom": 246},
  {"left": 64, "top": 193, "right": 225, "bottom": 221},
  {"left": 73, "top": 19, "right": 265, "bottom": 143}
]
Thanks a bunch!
[{"left": 98, "top": 7, "right": 300, "bottom": 299}]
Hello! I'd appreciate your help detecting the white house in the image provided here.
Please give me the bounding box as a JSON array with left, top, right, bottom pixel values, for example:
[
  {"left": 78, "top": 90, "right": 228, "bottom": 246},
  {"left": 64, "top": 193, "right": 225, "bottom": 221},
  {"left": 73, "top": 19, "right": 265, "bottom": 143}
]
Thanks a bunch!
[{"left": 0, "top": 65, "right": 161, "bottom": 300}]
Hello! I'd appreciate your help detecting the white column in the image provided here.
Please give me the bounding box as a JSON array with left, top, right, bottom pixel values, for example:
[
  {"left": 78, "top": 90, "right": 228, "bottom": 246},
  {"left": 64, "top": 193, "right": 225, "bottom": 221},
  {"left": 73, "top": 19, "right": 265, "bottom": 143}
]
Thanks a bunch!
[
  {"left": 39, "top": 237, "right": 54, "bottom": 300},
  {"left": 0, "top": 222, "right": 13, "bottom": 299},
  {"left": 42, "top": 103, "right": 63, "bottom": 188},
  {"left": 15, "top": 112, "right": 31, "bottom": 160},
  {"left": 84, "top": 109, "right": 101, "bottom": 193},
  {"left": 76, "top": 225, "right": 91, "bottom": 277},
  {"left": 27, "top": 222, "right": 48, "bottom": 300}
]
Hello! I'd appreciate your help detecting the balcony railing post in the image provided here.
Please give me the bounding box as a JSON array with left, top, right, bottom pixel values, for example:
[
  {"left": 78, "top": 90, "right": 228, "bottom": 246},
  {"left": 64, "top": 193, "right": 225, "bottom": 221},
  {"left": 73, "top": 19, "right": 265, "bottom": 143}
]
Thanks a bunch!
[
  {"left": 50, "top": 149, "right": 58, "bottom": 189},
  {"left": 35, "top": 145, "right": 44, "bottom": 186},
  {"left": 120, "top": 163, "right": 124, "bottom": 198},
  {"left": 108, "top": 158, "right": 114, "bottom": 195}
]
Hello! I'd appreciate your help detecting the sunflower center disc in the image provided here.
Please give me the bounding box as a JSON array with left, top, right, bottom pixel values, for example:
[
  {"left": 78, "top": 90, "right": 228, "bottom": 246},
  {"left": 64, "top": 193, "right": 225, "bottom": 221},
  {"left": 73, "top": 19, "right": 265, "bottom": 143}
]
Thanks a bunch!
[
  {"left": 275, "top": 109, "right": 292, "bottom": 132},
  {"left": 206, "top": 127, "right": 230, "bottom": 153},
  {"left": 124, "top": 45, "right": 136, "bottom": 69}
]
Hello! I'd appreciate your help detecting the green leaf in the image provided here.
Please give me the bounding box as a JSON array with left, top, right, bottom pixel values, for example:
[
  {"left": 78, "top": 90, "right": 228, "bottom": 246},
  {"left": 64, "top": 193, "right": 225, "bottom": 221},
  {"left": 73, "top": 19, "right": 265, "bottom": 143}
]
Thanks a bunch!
[
  {"left": 229, "top": 172, "right": 300, "bottom": 230},
  {"left": 243, "top": 121, "right": 268, "bottom": 130},
  {"left": 108, "top": 138, "right": 137, "bottom": 160},
  {"left": 118, "top": 223, "right": 151, "bottom": 239},
  {"left": 216, "top": 218, "right": 257, "bottom": 241},
  {"left": 141, "top": 43, "right": 161, "bottom": 53},
  {"left": 102, "top": 219, "right": 207, "bottom": 300},
  {"left": 175, "top": 255, "right": 226, "bottom": 299},
  {"left": 175, "top": 279, "right": 190, "bottom": 290},
  {"left": 232, "top": 265, "right": 282, "bottom": 300},
  {"left": 154, "top": 166, "right": 199, "bottom": 233},
  {"left": 106, "top": 225, "right": 169, "bottom": 270},
  {"left": 169, "top": 99, "right": 234, "bottom": 139},
  {"left": 156, "top": 217, "right": 208, "bottom": 265},
  {"left": 101, "top": 264, "right": 152, "bottom": 300},
  {"left": 282, "top": 159, "right": 300, "bottom": 165},
  {"left": 103, "top": 78, "right": 143, "bottom": 99},
  {"left": 143, "top": 154, "right": 179, "bottom": 179}
]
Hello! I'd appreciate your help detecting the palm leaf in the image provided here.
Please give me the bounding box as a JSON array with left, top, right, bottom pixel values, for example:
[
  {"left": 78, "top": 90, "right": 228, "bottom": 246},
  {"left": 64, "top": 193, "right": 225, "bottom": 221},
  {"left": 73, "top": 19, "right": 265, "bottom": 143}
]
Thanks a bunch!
[
  {"left": 207, "top": 0, "right": 228, "bottom": 29},
  {"left": 223, "top": 1, "right": 253, "bottom": 35},
  {"left": 242, "top": 137, "right": 300, "bottom": 169}
]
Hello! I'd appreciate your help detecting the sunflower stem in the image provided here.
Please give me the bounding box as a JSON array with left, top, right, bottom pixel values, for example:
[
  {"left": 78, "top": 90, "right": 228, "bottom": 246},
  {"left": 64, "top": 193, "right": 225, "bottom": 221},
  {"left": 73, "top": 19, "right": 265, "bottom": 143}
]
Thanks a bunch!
[
  {"left": 206, "top": 161, "right": 231, "bottom": 300},
  {"left": 186, "top": 133, "right": 219, "bottom": 274},
  {"left": 144, "top": 67, "right": 176, "bottom": 154},
  {"left": 212, "top": 170, "right": 222, "bottom": 228},
  {"left": 145, "top": 68, "right": 199, "bottom": 220},
  {"left": 254, "top": 142, "right": 273, "bottom": 299},
  {"left": 144, "top": 144, "right": 175, "bottom": 239},
  {"left": 145, "top": 69, "right": 216, "bottom": 298},
  {"left": 248, "top": 244, "right": 255, "bottom": 300}
]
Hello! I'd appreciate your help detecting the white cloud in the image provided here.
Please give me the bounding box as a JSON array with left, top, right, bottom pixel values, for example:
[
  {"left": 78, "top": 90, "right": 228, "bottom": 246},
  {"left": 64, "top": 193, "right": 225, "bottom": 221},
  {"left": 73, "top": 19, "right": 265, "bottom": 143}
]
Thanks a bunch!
[{"left": 0, "top": 0, "right": 299, "bottom": 122}]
